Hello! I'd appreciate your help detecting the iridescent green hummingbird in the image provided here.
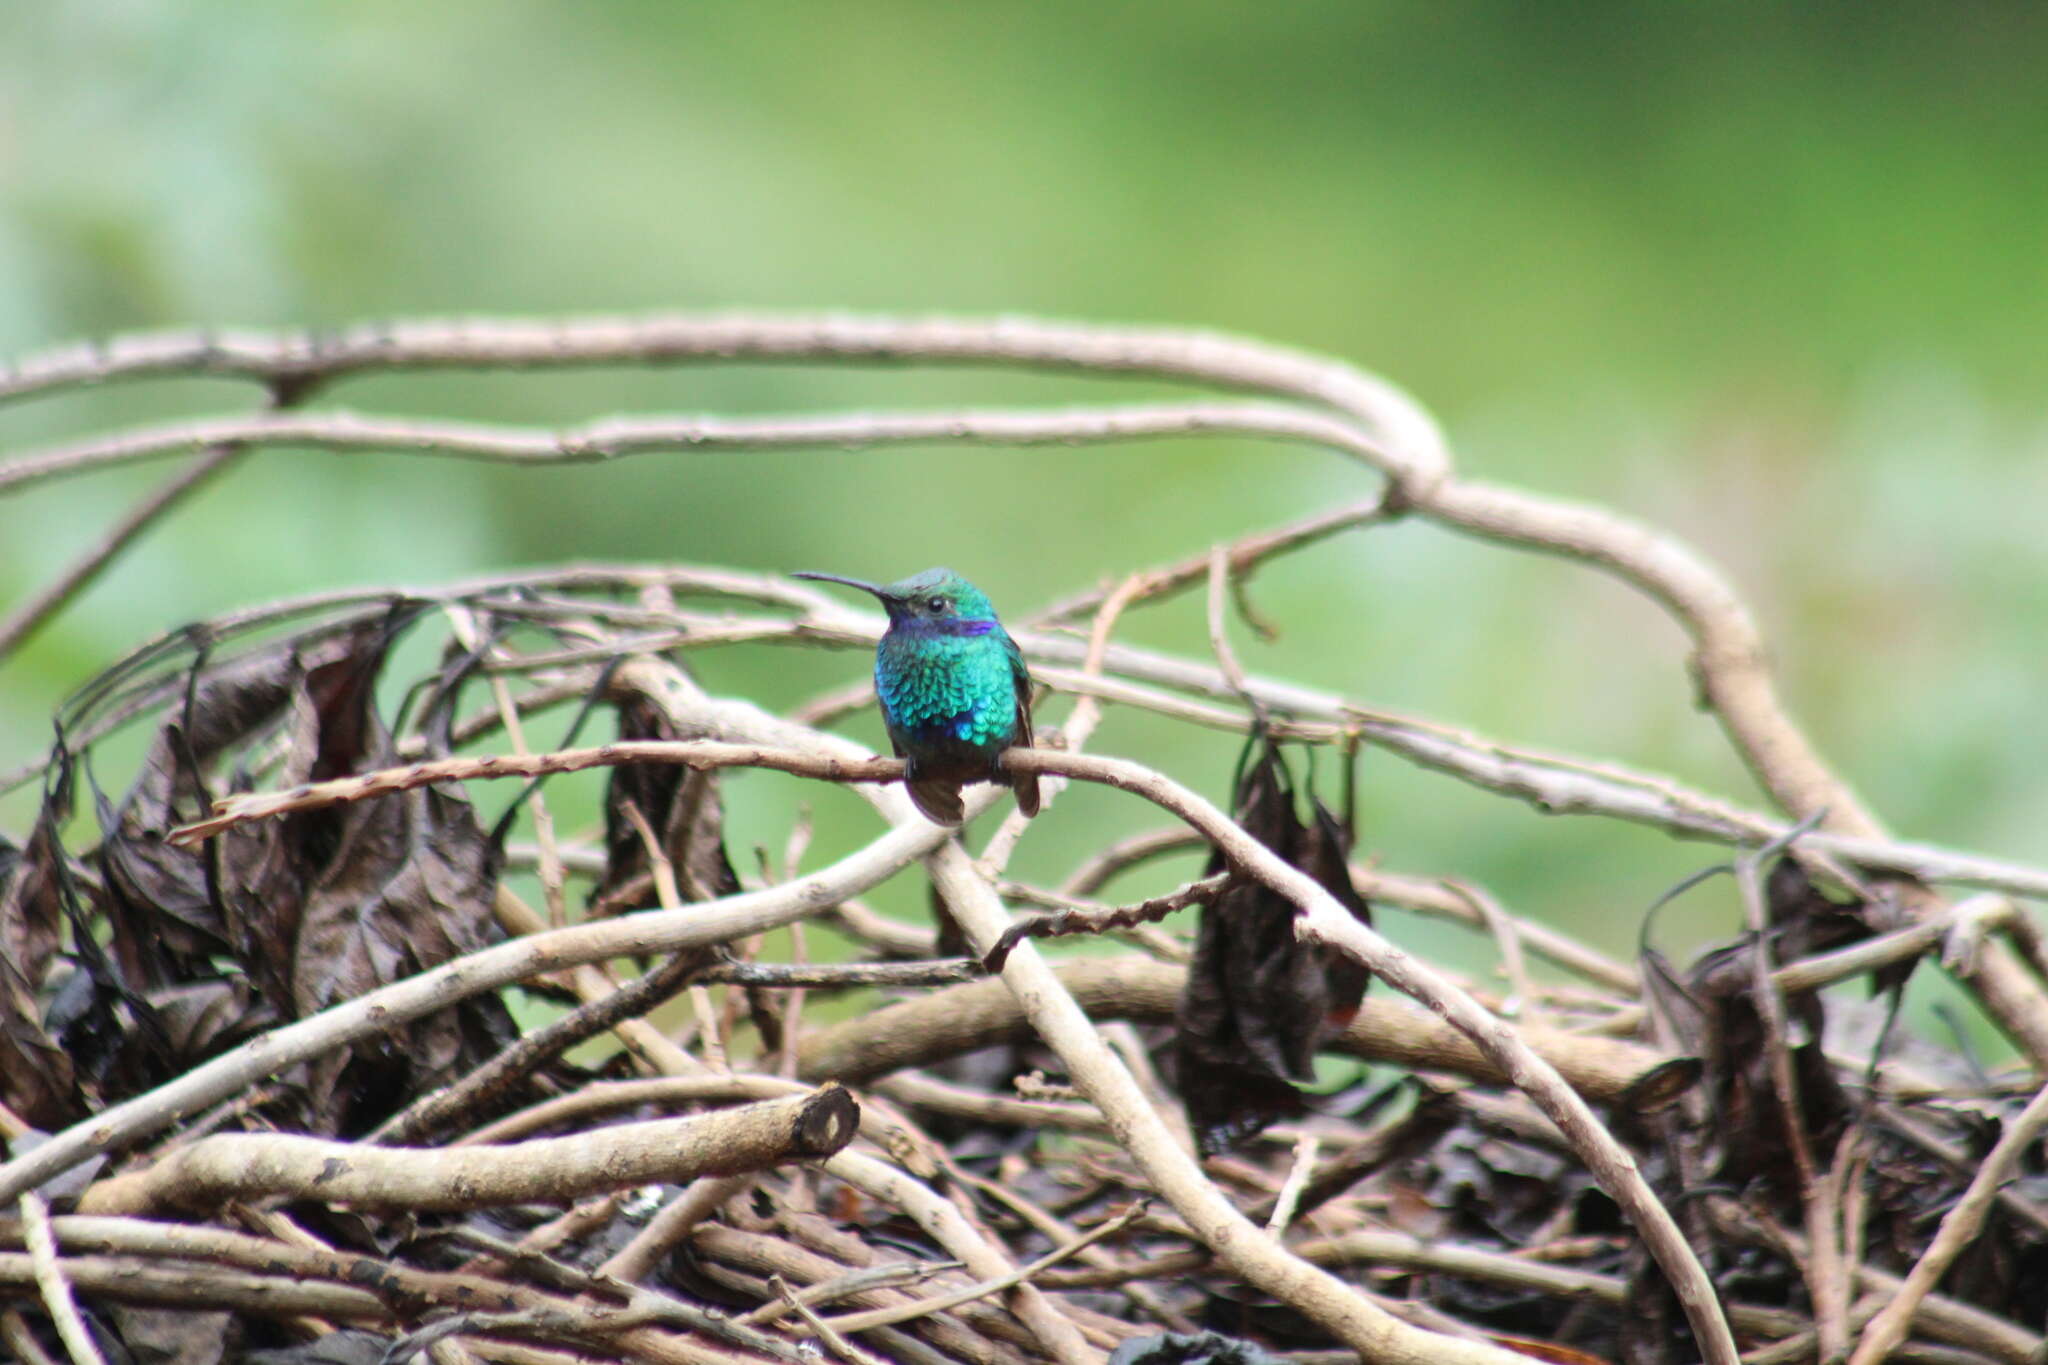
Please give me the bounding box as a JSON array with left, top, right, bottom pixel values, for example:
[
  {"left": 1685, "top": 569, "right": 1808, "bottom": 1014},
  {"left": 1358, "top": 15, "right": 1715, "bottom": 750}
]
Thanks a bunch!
[{"left": 793, "top": 567, "right": 1040, "bottom": 826}]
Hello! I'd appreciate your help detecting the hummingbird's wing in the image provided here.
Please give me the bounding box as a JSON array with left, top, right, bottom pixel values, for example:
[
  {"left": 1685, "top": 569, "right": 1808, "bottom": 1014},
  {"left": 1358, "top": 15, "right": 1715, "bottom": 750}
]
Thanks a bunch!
[{"left": 1006, "top": 635, "right": 1041, "bottom": 818}]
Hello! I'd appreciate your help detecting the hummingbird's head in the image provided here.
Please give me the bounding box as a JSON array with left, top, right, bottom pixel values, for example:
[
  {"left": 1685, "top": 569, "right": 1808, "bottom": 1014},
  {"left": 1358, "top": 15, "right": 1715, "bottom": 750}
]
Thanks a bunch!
[{"left": 793, "top": 567, "right": 1000, "bottom": 628}]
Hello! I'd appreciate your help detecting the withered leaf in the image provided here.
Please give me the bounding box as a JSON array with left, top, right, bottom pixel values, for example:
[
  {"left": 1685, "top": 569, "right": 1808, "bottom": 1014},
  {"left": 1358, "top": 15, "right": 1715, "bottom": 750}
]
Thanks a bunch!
[
  {"left": 1765, "top": 857, "right": 1914, "bottom": 994},
  {"left": 1177, "top": 735, "right": 1372, "bottom": 1155},
  {"left": 97, "top": 641, "right": 307, "bottom": 991},
  {"left": 0, "top": 951, "right": 80, "bottom": 1129},
  {"left": 292, "top": 780, "right": 511, "bottom": 1126},
  {"left": 270, "top": 629, "right": 513, "bottom": 1131},
  {"left": 1685, "top": 859, "right": 1862, "bottom": 1200},
  {"left": 0, "top": 817, "right": 63, "bottom": 990},
  {"left": 1615, "top": 1057, "right": 1703, "bottom": 1119},
  {"left": 1, "top": 808, "right": 91, "bottom": 1125},
  {"left": 84, "top": 617, "right": 515, "bottom": 1132},
  {"left": 593, "top": 693, "right": 740, "bottom": 913}
]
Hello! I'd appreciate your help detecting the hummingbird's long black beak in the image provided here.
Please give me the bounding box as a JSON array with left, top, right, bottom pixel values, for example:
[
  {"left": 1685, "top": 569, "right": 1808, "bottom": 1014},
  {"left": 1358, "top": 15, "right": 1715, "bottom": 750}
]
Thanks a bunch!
[{"left": 791, "top": 571, "right": 892, "bottom": 600}]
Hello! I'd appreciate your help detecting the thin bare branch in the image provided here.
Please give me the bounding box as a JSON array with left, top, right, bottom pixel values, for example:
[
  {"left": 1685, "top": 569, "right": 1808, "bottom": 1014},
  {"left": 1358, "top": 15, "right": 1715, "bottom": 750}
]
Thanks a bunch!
[
  {"left": 17, "top": 1194, "right": 105, "bottom": 1365},
  {"left": 0, "top": 401, "right": 1386, "bottom": 497},
  {"left": 820, "top": 1203, "right": 1144, "bottom": 1334},
  {"left": 0, "top": 447, "right": 244, "bottom": 664}
]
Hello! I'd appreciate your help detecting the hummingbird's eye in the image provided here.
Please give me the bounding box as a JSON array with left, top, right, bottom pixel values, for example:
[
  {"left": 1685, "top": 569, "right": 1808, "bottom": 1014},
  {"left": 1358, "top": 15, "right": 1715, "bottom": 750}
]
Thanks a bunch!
[{"left": 926, "top": 596, "right": 949, "bottom": 613}]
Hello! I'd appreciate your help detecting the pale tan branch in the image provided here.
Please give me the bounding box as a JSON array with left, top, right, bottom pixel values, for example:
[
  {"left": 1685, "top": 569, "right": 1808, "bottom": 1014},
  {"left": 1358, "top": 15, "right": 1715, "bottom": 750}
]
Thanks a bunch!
[
  {"left": 0, "top": 447, "right": 244, "bottom": 664},
  {"left": 75, "top": 1088, "right": 857, "bottom": 1216},
  {"left": 0, "top": 1254, "right": 387, "bottom": 1324},
  {"left": 0, "top": 401, "right": 1385, "bottom": 497},
  {"left": 16, "top": 1194, "right": 105, "bottom": 1365},
  {"left": 795, "top": 955, "right": 1663, "bottom": 1101}
]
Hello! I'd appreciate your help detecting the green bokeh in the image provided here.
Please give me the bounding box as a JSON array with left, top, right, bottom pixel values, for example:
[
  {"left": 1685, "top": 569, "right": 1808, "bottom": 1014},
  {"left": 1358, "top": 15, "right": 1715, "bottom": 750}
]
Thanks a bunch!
[{"left": 2, "top": 5, "right": 2043, "bottom": 1030}]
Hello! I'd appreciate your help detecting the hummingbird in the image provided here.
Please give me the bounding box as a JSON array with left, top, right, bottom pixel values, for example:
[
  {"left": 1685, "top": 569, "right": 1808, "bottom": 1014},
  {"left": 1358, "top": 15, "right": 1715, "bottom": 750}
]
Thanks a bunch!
[{"left": 793, "top": 567, "right": 1040, "bottom": 826}]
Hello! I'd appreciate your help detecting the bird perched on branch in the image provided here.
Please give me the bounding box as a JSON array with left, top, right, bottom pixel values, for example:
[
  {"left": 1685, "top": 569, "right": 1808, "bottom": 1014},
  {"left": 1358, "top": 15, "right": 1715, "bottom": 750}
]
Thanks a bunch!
[{"left": 794, "top": 567, "right": 1040, "bottom": 825}]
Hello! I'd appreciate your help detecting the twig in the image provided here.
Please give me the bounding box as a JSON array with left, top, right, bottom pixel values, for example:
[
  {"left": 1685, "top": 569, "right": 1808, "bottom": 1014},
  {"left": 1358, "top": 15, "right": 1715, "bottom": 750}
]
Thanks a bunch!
[
  {"left": 0, "top": 446, "right": 244, "bottom": 665},
  {"left": 1361, "top": 865, "right": 1639, "bottom": 993},
  {"left": 22, "top": 556, "right": 2048, "bottom": 905},
  {"left": 166, "top": 739, "right": 904, "bottom": 844},
  {"left": 1440, "top": 879, "right": 1539, "bottom": 1021},
  {"left": 1059, "top": 827, "right": 1207, "bottom": 898},
  {"left": 1033, "top": 498, "right": 1392, "bottom": 625},
  {"left": 921, "top": 840, "right": 1534, "bottom": 1361},
  {"left": 773, "top": 1274, "right": 890, "bottom": 1365},
  {"left": 1715, "top": 1210, "right": 2038, "bottom": 1364},
  {"left": 491, "top": 883, "right": 709, "bottom": 1080},
  {"left": 877, "top": 1073, "right": 1109, "bottom": 1135},
  {"left": 736, "top": 1261, "right": 958, "bottom": 1327},
  {"left": 609, "top": 661, "right": 1104, "bottom": 1365},
  {"left": 977, "top": 564, "right": 1153, "bottom": 873},
  {"left": 24, "top": 1212, "right": 787, "bottom": 1364},
  {"left": 824, "top": 1150, "right": 1099, "bottom": 1365},
  {"left": 690, "top": 1226, "right": 988, "bottom": 1364},
  {"left": 601, "top": 1174, "right": 757, "bottom": 1286},
  {"left": 17, "top": 1194, "right": 105, "bottom": 1365},
  {"left": 618, "top": 798, "right": 729, "bottom": 1071},
  {"left": 1282, "top": 1232, "right": 2034, "bottom": 1364},
  {"left": 367, "top": 948, "right": 704, "bottom": 1144},
  {"left": 0, "top": 1309, "right": 63, "bottom": 1365},
  {"left": 692, "top": 958, "right": 981, "bottom": 988},
  {"left": 629, "top": 671, "right": 1499, "bottom": 1363},
  {"left": 982, "top": 875, "right": 1223, "bottom": 970},
  {"left": 0, "top": 374, "right": 319, "bottom": 664},
  {"left": 161, "top": 719, "right": 2048, "bottom": 905},
  {"left": 455, "top": 1074, "right": 841, "bottom": 1147},
  {"left": 1266, "top": 1136, "right": 1320, "bottom": 1237},
  {"left": 820, "top": 1202, "right": 1146, "bottom": 1334},
  {"left": 1204, "top": 543, "right": 1268, "bottom": 726},
  {"left": 1773, "top": 894, "right": 2015, "bottom": 995},
  {"left": 0, "top": 1252, "right": 388, "bottom": 1323}
]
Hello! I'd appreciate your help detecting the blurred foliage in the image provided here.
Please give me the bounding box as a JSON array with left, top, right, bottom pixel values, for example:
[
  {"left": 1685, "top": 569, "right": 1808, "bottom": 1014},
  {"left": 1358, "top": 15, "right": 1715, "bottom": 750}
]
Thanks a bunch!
[{"left": 1, "top": 2, "right": 2043, "bottom": 1013}]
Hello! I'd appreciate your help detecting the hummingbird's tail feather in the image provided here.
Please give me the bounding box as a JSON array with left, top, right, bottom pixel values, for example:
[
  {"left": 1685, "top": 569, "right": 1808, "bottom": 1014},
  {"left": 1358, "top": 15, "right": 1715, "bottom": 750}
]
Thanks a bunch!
[
  {"left": 905, "top": 773, "right": 966, "bottom": 826},
  {"left": 1011, "top": 770, "right": 1041, "bottom": 819}
]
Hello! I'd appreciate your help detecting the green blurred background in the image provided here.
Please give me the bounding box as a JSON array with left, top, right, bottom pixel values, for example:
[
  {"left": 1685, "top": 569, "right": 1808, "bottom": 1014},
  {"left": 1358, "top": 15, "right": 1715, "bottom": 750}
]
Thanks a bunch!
[{"left": 2, "top": 4, "right": 2043, "bottom": 1018}]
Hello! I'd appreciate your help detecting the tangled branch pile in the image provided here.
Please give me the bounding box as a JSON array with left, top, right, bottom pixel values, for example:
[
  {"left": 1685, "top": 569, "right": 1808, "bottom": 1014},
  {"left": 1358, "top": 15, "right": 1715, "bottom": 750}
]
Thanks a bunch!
[{"left": 1, "top": 316, "right": 2045, "bottom": 1365}]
